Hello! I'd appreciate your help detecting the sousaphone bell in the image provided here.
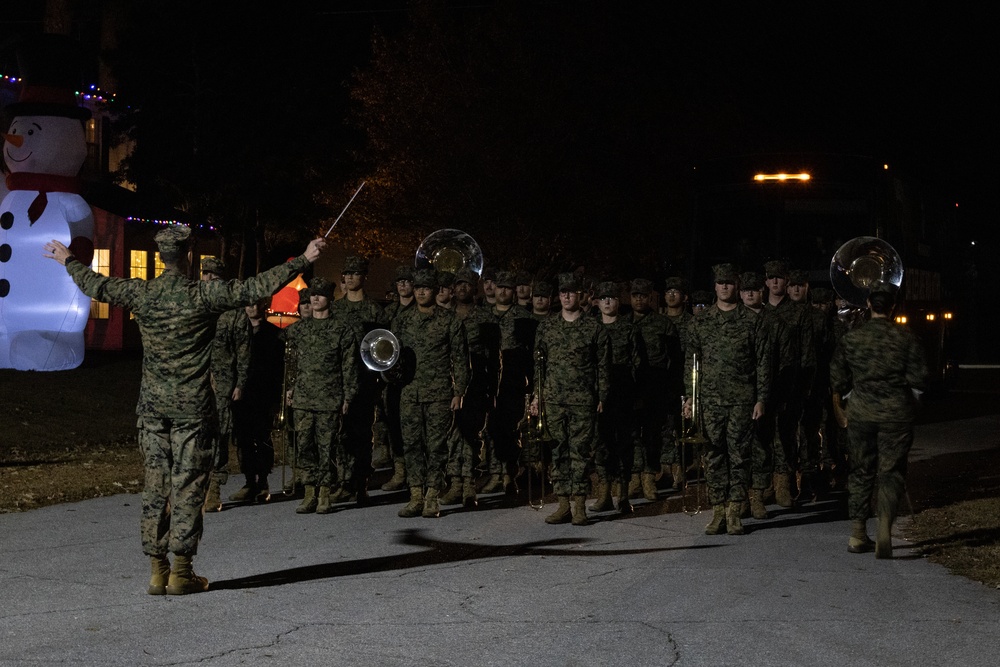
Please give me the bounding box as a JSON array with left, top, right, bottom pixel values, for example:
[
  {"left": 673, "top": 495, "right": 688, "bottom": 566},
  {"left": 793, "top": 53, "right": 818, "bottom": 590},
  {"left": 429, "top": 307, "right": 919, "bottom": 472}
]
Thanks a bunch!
[
  {"left": 415, "top": 228, "right": 484, "bottom": 276},
  {"left": 361, "top": 328, "right": 402, "bottom": 381},
  {"left": 830, "top": 236, "right": 903, "bottom": 308}
]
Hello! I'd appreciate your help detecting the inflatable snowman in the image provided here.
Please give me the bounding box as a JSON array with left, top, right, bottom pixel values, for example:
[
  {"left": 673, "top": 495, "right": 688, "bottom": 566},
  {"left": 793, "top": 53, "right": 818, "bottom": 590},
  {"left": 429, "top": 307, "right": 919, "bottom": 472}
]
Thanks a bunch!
[{"left": 0, "top": 35, "right": 94, "bottom": 371}]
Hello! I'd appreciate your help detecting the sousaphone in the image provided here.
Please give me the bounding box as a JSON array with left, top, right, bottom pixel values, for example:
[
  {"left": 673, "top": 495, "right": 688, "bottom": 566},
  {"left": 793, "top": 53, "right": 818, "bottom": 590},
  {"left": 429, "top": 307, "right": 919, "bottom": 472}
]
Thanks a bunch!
[
  {"left": 414, "top": 228, "right": 484, "bottom": 276},
  {"left": 830, "top": 236, "right": 903, "bottom": 308}
]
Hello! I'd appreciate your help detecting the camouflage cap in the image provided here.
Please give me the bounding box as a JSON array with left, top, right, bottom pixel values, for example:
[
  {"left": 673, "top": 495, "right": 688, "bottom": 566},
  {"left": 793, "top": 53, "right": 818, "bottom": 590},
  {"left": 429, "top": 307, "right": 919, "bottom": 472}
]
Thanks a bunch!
[
  {"left": 200, "top": 257, "right": 225, "bottom": 276},
  {"left": 596, "top": 281, "right": 619, "bottom": 299},
  {"left": 664, "top": 276, "right": 688, "bottom": 293},
  {"left": 810, "top": 287, "right": 833, "bottom": 303},
  {"left": 763, "top": 259, "right": 789, "bottom": 278},
  {"left": 310, "top": 277, "right": 336, "bottom": 299},
  {"left": 343, "top": 255, "right": 369, "bottom": 275},
  {"left": 454, "top": 267, "right": 479, "bottom": 286},
  {"left": 298, "top": 288, "right": 312, "bottom": 304},
  {"left": 481, "top": 266, "right": 497, "bottom": 282},
  {"left": 515, "top": 270, "right": 533, "bottom": 287},
  {"left": 413, "top": 267, "right": 438, "bottom": 289},
  {"left": 394, "top": 265, "right": 414, "bottom": 282},
  {"left": 740, "top": 271, "right": 764, "bottom": 291},
  {"left": 788, "top": 269, "right": 809, "bottom": 286},
  {"left": 630, "top": 278, "right": 654, "bottom": 295},
  {"left": 557, "top": 272, "right": 582, "bottom": 292},
  {"left": 691, "top": 289, "right": 713, "bottom": 306},
  {"left": 153, "top": 225, "right": 191, "bottom": 254},
  {"left": 495, "top": 270, "right": 516, "bottom": 289},
  {"left": 532, "top": 280, "right": 553, "bottom": 298},
  {"left": 712, "top": 263, "right": 739, "bottom": 283},
  {"left": 437, "top": 271, "right": 456, "bottom": 288}
]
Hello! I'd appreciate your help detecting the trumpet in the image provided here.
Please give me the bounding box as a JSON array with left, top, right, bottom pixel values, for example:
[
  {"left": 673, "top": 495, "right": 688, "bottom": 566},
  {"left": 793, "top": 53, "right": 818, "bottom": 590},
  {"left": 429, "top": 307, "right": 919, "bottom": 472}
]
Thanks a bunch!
[
  {"left": 524, "top": 347, "right": 554, "bottom": 510},
  {"left": 680, "top": 353, "right": 708, "bottom": 516}
]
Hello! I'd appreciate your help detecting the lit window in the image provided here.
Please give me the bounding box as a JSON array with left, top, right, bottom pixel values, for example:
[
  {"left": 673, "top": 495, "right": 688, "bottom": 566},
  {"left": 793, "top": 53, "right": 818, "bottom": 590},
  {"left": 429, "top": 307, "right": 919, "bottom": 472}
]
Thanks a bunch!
[
  {"left": 154, "top": 253, "right": 166, "bottom": 277},
  {"left": 90, "top": 249, "right": 110, "bottom": 319},
  {"left": 130, "top": 250, "right": 148, "bottom": 280}
]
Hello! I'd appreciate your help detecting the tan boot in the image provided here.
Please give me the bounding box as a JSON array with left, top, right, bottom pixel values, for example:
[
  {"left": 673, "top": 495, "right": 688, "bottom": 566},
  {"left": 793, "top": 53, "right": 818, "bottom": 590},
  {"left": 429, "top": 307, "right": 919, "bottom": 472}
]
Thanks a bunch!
[
  {"left": 705, "top": 504, "right": 727, "bottom": 535},
  {"left": 204, "top": 477, "right": 223, "bottom": 512},
  {"left": 590, "top": 479, "right": 614, "bottom": 512},
  {"left": 726, "top": 501, "right": 745, "bottom": 535},
  {"left": 148, "top": 555, "right": 170, "bottom": 595},
  {"left": 439, "top": 477, "right": 463, "bottom": 505},
  {"left": 295, "top": 485, "right": 317, "bottom": 514},
  {"left": 381, "top": 460, "right": 407, "bottom": 491},
  {"left": 670, "top": 463, "right": 684, "bottom": 491},
  {"left": 315, "top": 486, "right": 332, "bottom": 514},
  {"left": 627, "top": 473, "right": 642, "bottom": 499},
  {"left": 641, "top": 472, "right": 658, "bottom": 501},
  {"left": 398, "top": 487, "right": 424, "bottom": 518},
  {"left": 749, "top": 489, "right": 768, "bottom": 520},
  {"left": 422, "top": 487, "right": 441, "bottom": 518},
  {"left": 329, "top": 485, "right": 352, "bottom": 504},
  {"left": 228, "top": 483, "right": 255, "bottom": 502},
  {"left": 481, "top": 473, "right": 503, "bottom": 493},
  {"left": 773, "top": 472, "right": 794, "bottom": 508},
  {"left": 462, "top": 476, "right": 478, "bottom": 509},
  {"left": 545, "top": 496, "right": 572, "bottom": 524},
  {"left": 165, "top": 554, "right": 208, "bottom": 595},
  {"left": 848, "top": 519, "right": 875, "bottom": 554},
  {"left": 571, "top": 495, "right": 589, "bottom": 526}
]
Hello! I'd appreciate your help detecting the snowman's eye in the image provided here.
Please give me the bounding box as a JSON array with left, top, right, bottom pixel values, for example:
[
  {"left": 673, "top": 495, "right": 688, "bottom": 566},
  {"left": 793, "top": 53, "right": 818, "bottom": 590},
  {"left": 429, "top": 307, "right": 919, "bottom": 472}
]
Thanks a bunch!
[{"left": 27, "top": 130, "right": 34, "bottom": 136}]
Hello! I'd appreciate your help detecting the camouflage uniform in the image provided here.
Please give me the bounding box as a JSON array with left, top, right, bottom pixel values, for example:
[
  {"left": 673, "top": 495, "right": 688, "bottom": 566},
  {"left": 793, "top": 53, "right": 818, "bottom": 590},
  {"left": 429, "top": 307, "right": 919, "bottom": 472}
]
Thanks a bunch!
[
  {"left": 394, "top": 274, "right": 470, "bottom": 491},
  {"left": 331, "top": 256, "right": 387, "bottom": 495},
  {"left": 208, "top": 306, "right": 250, "bottom": 487},
  {"left": 487, "top": 272, "right": 537, "bottom": 480},
  {"left": 534, "top": 280, "right": 611, "bottom": 497},
  {"left": 63, "top": 226, "right": 311, "bottom": 557},
  {"left": 285, "top": 299, "right": 359, "bottom": 489},
  {"left": 829, "top": 313, "right": 928, "bottom": 529},
  {"left": 382, "top": 265, "right": 416, "bottom": 477},
  {"left": 686, "top": 267, "right": 771, "bottom": 507},
  {"left": 791, "top": 272, "right": 832, "bottom": 492}
]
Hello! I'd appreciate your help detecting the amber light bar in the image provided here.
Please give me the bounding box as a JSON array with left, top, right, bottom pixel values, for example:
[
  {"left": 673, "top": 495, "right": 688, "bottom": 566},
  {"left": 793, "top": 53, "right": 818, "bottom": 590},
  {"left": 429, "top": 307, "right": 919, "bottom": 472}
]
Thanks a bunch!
[{"left": 753, "top": 172, "right": 811, "bottom": 182}]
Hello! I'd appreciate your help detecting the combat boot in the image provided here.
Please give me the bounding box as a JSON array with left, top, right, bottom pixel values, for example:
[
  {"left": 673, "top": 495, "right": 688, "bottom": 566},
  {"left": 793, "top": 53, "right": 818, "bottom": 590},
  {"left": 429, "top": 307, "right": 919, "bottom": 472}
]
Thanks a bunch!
[
  {"left": 422, "top": 487, "right": 441, "bottom": 518},
  {"left": 590, "top": 479, "right": 614, "bottom": 512},
  {"left": 670, "top": 463, "right": 684, "bottom": 491},
  {"left": 204, "top": 477, "right": 223, "bottom": 513},
  {"left": 228, "top": 483, "right": 255, "bottom": 503},
  {"left": 503, "top": 473, "right": 519, "bottom": 496},
  {"left": 398, "top": 487, "right": 424, "bottom": 518},
  {"left": 462, "top": 476, "right": 478, "bottom": 509},
  {"left": 254, "top": 479, "right": 271, "bottom": 504},
  {"left": 705, "top": 504, "right": 727, "bottom": 535},
  {"left": 726, "top": 501, "right": 745, "bottom": 535},
  {"left": 848, "top": 519, "right": 874, "bottom": 553},
  {"left": 315, "top": 486, "right": 333, "bottom": 514},
  {"left": 481, "top": 473, "right": 503, "bottom": 494},
  {"left": 545, "top": 496, "right": 572, "bottom": 524},
  {"left": 295, "top": 485, "right": 317, "bottom": 514},
  {"left": 148, "top": 555, "right": 170, "bottom": 595},
  {"left": 627, "top": 473, "right": 642, "bottom": 499},
  {"left": 165, "top": 554, "right": 208, "bottom": 595},
  {"left": 330, "top": 485, "right": 352, "bottom": 504},
  {"left": 773, "top": 472, "right": 794, "bottom": 508},
  {"left": 641, "top": 472, "right": 658, "bottom": 501},
  {"left": 381, "top": 460, "right": 407, "bottom": 492},
  {"left": 617, "top": 478, "right": 633, "bottom": 514},
  {"left": 875, "top": 512, "right": 893, "bottom": 559},
  {"left": 439, "top": 477, "right": 463, "bottom": 505},
  {"left": 749, "top": 489, "right": 768, "bottom": 520},
  {"left": 570, "top": 495, "right": 588, "bottom": 526}
]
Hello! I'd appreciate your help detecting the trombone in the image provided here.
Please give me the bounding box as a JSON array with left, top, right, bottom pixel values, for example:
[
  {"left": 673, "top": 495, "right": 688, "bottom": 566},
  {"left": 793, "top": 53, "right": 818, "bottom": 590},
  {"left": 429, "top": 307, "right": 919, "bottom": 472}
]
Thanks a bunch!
[
  {"left": 680, "top": 353, "right": 709, "bottom": 516},
  {"left": 276, "top": 341, "right": 297, "bottom": 496},
  {"left": 524, "top": 347, "right": 554, "bottom": 510}
]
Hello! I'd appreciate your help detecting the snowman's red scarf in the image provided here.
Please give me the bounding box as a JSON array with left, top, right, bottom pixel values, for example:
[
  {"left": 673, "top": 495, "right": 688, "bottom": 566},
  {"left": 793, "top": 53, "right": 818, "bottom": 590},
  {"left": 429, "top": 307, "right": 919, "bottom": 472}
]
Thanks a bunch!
[{"left": 5, "top": 172, "right": 83, "bottom": 224}]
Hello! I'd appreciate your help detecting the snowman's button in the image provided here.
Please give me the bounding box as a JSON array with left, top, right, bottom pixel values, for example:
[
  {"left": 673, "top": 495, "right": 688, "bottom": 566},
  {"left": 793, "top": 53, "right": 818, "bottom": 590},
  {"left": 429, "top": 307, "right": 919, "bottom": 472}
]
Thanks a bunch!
[
  {"left": 0, "top": 279, "right": 9, "bottom": 297},
  {"left": 0, "top": 212, "right": 12, "bottom": 230},
  {"left": 0, "top": 244, "right": 10, "bottom": 262}
]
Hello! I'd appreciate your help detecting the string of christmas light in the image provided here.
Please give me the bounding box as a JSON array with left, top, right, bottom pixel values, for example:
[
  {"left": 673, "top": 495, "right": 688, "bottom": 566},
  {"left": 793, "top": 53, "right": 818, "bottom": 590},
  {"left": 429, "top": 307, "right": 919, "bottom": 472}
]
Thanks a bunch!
[
  {"left": 125, "top": 217, "right": 217, "bottom": 232},
  {"left": 1, "top": 74, "right": 118, "bottom": 104}
]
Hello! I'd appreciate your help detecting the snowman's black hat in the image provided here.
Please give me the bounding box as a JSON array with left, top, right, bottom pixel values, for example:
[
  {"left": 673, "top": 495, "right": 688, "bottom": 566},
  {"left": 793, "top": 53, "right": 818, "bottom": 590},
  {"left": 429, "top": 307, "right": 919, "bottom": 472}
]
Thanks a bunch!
[{"left": 4, "top": 34, "right": 91, "bottom": 121}]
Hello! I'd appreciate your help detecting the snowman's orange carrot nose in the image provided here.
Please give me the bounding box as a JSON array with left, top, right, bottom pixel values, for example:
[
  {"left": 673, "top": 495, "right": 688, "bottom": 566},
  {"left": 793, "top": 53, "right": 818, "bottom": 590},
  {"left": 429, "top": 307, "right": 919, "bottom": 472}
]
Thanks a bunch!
[{"left": 3, "top": 133, "right": 23, "bottom": 147}]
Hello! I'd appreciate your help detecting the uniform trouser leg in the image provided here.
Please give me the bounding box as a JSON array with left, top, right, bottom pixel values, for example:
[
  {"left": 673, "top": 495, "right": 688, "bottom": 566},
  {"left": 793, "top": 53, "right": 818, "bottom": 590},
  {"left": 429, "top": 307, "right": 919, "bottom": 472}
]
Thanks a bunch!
[
  {"left": 234, "top": 401, "right": 276, "bottom": 484},
  {"left": 211, "top": 395, "right": 232, "bottom": 484},
  {"left": 701, "top": 405, "right": 753, "bottom": 506},
  {"left": 598, "top": 407, "right": 634, "bottom": 481},
  {"left": 658, "top": 409, "right": 679, "bottom": 469},
  {"left": 489, "top": 390, "right": 523, "bottom": 477},
  {"left": 452, "top": 397, "right": 487, "bottom": 478},
  {"left": 138, "top": 416, "right": 213, "bottom": 557},
  {"left": 773, "top": 397, "right": 803, "bottom": 475},
  {"left": 751, "top": 409, "right": 775, "bottom": 490},
  {"left": 638, "top": 405, "right": 668, "bottom": 473},
  {"left": 294, "top": 409, "right": 340, "bottom": 488},
  {"left": 799, "top": 392, "right": 825, "bottom": 475},
  {"left": 402, "top": 400, "right": 454, "bottom": 489},
  {"left": 385, "top": 385, "right": 405, "bottom": 462},
  {"left": 343, "top": 398, "right": 376, "bottom": 489},
  {"left": 547, "top": 403, "right": 596, "bottom": 497},
  {"left": 847, "top": 420, "right": 913, "bottom": 522}
]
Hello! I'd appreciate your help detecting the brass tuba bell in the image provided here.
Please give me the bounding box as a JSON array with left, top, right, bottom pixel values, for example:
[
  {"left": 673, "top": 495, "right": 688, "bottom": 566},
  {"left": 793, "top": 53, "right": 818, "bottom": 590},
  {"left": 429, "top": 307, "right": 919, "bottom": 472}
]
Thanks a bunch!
[
  {"left": 830, "top": 236, "right": 903, "bottom": 308},
  {"left": 414, "top": 228, "right": 484, "bottom": 276},
  {"left": 360, "top": 328, "right": 400, "bottom": 373}
]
